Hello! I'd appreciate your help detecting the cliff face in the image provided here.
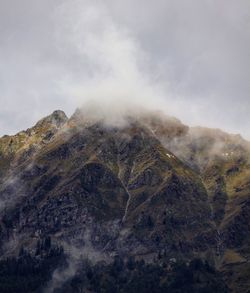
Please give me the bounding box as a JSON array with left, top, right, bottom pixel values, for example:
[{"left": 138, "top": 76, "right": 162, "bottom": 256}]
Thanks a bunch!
[{"left": 0, "top": 108, "right": 249, "bottom": 292}]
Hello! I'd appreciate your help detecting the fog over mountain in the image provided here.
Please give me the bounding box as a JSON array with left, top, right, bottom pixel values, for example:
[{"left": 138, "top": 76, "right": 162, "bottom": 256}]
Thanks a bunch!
[{"left": 0, "top": 0, "right": 250, "bottom": 138}]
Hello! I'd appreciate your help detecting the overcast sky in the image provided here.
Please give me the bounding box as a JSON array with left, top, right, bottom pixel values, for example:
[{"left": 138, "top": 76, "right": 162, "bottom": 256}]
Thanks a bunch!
[{"left": 0, "top": 0, "right": 250, "bottom": 138}]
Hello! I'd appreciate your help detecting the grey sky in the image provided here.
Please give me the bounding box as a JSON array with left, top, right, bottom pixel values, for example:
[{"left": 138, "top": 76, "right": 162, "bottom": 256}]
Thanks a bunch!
[{"left": 0, "top": 0, "right": 250, "bottom": 138}]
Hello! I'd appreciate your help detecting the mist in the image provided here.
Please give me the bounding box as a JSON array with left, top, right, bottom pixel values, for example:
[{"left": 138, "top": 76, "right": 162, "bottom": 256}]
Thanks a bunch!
[
  {"left": 0, "top": 0, "right": 249, "bottom": 138},
  {"left": 44, "top": 230, "right": 110, "bottom": 293}
]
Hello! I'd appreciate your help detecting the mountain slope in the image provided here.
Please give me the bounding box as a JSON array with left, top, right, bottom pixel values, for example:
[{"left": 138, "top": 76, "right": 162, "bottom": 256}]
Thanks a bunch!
[{"left": 164, "top": 125, "right": 250, "bottom": 292}]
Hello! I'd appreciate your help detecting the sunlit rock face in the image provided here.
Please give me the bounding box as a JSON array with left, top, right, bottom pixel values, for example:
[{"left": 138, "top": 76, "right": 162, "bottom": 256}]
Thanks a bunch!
[{"left": 0, "top": 107, "right": 249, "bottom": 292}]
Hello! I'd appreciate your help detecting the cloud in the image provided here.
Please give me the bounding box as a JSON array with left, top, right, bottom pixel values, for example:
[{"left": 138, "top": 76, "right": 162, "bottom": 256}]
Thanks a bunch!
[
  {"left": 0, "top": 0, "right": 249, "bottom": 138},
  {"left": 105, "top": 0, "right": 250, "bottom": 136},
  {"left": 54, "top": 0, "right": 168, "bottom": 111}
]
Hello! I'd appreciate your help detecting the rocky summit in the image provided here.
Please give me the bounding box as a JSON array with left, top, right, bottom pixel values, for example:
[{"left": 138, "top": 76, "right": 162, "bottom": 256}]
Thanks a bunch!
[{"left": 0, "top": 108, "right": 249, "bottom": 293}]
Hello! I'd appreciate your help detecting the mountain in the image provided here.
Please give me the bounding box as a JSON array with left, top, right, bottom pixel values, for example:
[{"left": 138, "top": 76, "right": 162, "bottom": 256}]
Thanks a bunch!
[{"left": 0, "top": 108, "right": 249, "bottom": 292}]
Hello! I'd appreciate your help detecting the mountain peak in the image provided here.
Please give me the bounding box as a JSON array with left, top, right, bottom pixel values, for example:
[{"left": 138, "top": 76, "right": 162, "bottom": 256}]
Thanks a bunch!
[{"left": 34, "top": 110, "right": 68, "bottom": 129}]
